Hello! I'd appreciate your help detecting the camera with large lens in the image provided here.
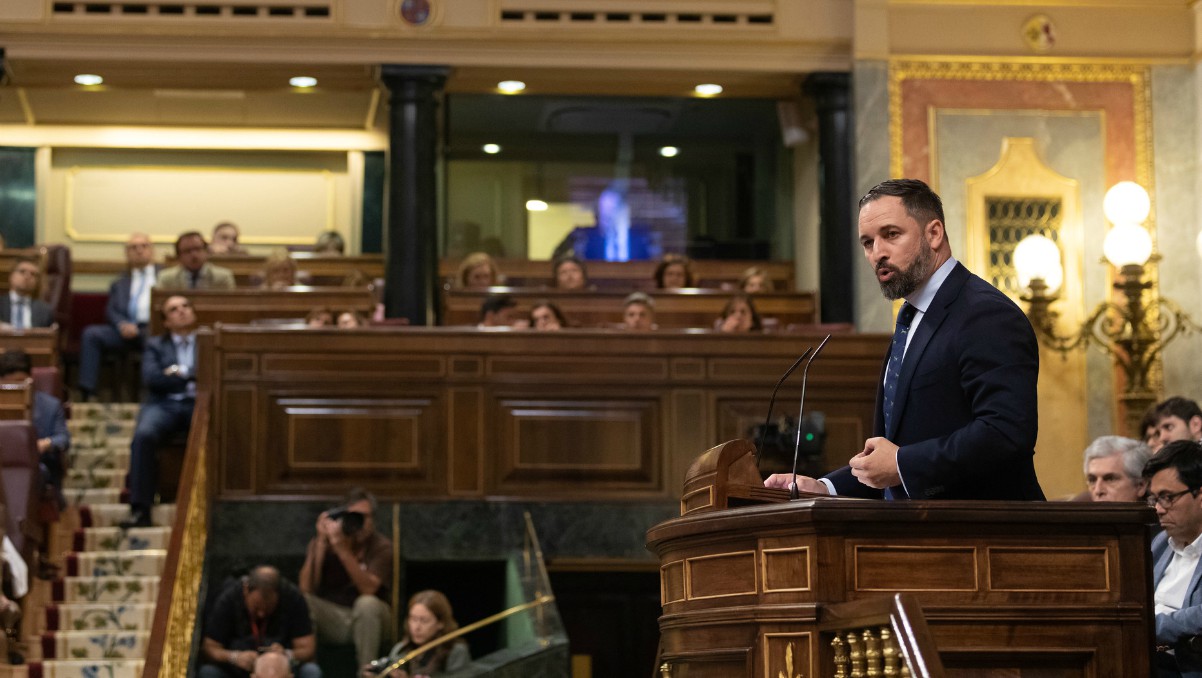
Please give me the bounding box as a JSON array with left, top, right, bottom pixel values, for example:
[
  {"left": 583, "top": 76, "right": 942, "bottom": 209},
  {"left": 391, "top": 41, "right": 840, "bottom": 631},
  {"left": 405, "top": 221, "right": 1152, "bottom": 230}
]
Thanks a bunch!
[{"left": 326, "top": 506, "right": 366, "bottom": 536}]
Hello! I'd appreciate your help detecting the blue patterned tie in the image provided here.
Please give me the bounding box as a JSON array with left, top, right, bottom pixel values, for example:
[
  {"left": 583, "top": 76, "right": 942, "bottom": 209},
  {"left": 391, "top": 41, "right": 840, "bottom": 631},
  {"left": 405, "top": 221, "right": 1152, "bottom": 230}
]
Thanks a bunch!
[
  {"left": 882, "top": 302, "right": 917, "bottom": 434},
  {"left": 13, "top": 298, "right": 25, "bottom": 330}
]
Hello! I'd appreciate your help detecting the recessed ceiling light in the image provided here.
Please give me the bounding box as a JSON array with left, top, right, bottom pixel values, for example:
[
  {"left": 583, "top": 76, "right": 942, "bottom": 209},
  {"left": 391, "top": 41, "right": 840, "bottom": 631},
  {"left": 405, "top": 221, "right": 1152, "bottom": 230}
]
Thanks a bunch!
[
  {"left": 659, "top": 146, "right": 679, "bottom": 158},
  {"left": 482, "top": 144, "right": 502, "bottom": 154},
  {"left": 694, "top": 83, "right": 723, "bottom": 97},
  {"left": 290, "top": 76, "right": 318, "bottom": 88},
  {"left": 74, "top": 74, "right": 103, "bottom": 86},
  {"left": 526, "top": 199, "right": 549, "bottom": 212},
  {"left": 498, "top": 80, "right": 526, "bottom": 94}
]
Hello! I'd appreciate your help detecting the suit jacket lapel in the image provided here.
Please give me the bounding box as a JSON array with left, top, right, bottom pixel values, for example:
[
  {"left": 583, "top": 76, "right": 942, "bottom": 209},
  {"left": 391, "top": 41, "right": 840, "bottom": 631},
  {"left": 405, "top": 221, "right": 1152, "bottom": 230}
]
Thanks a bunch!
[{"left": 886, "top": 263, "right": 970, "bottom": 440}]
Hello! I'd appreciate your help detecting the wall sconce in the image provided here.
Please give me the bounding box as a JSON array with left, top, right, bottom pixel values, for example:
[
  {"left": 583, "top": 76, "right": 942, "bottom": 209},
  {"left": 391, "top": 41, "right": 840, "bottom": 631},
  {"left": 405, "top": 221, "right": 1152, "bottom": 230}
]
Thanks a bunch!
[{"left": 1016, "top": 181, "right": 1201, "bottom": 436}]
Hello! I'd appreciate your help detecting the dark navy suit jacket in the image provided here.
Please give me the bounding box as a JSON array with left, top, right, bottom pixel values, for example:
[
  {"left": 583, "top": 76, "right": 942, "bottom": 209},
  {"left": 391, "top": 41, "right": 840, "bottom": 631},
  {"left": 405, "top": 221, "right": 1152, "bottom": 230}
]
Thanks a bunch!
[
  {"left": 106, "top": 266, "right": 161, "bottom": 329},
  {"left": 825, "top": 262, "right": 1045, "bottom": 500},
  {"left": 142, "top": 333, "right": 195, "bottom": 405},
  {"left": 0, "top": 295, "right": 53, "bottom": 328},
  {"left": 1153, "top": 531, "right": 1202, "bottom": 677}
]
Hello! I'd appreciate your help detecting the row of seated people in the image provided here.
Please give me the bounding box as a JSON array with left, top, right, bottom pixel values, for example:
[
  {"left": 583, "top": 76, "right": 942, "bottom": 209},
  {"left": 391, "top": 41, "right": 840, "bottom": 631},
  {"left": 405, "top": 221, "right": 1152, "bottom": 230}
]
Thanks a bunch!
[
  {"left": 996, "top": 394, "right": 1202, "bottom": 674},
  {"left": 454, "top": 251, "right": 778, "bottom": 295}
]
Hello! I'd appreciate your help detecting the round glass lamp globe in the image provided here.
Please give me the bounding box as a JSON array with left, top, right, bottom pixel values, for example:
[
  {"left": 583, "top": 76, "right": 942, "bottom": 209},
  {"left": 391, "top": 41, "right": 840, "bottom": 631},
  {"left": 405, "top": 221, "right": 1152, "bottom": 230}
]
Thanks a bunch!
[
  {"left": 1013, "top": 234, "right": 1063, "bottom": 294},
  {"left": 1102, "top": 223, "right": 1153, "bottom": 268},
  {"left": 1103, "top": 181, "right": 1151, "bottom": 226}
]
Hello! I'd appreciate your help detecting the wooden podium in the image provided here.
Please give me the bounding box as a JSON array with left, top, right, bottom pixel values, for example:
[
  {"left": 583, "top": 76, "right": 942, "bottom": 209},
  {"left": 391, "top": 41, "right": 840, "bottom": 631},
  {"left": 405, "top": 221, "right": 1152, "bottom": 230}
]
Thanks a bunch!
[{"left": 647, "top": 440, "right": 1156, "bottom": 677}]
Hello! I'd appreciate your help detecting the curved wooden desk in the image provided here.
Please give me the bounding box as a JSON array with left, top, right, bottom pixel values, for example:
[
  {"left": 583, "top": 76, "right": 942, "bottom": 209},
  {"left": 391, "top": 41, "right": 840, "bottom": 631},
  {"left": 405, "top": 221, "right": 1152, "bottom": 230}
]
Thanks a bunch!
[{"left": 647, "top": 492, "right": 1155, "bottom": 677}]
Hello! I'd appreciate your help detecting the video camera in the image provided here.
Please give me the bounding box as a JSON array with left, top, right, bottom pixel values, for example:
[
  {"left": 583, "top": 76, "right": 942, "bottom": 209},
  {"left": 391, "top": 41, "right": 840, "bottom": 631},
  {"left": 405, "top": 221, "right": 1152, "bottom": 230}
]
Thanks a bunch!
[{"left": 326, "top": 506, "right": 366, "bottom": 536}]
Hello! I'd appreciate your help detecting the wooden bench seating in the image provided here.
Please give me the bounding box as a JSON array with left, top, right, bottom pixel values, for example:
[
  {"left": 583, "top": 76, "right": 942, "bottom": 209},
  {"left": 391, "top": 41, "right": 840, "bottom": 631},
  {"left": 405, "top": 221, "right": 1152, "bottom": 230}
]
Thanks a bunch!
[
  {"left": 149, "top": 287, "right": 375, "bottom": 335},
  {"left": 161, "top": 253, "right": 384, "bottom": 287},
  {"left": 442, "top": 287, "right": 818, "bottom": 328},
  {"left": 0, "top": 328, "right": 60, "bottom": 368}
]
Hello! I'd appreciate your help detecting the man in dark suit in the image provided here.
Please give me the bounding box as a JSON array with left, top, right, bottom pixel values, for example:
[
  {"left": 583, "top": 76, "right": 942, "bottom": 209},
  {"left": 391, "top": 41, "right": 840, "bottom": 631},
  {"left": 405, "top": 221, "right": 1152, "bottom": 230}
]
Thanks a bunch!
[
  {"left": 0, "top": 350, "right": 69, "bottom": 507},
  {"left": 1145, "top": 440, "right": 1202, "bottom": 677},
  {"left": 122, "top": 294, "right": 198, "bottom": 528},
  {"left": 766, "top": 178, "right": 1043, "bottom": 500},
  {"left": 0, "top": 258, "right": 53, "bottom": 329},
  {"left": 77, "top": 233, "right": 160, "bottom": 401}
]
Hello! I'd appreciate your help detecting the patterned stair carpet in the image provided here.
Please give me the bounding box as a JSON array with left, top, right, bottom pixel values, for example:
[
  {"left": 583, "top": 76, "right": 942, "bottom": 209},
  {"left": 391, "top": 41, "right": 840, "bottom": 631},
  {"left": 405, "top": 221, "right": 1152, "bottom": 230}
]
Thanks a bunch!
[{"left": 20, "top": 402, "right": 174, "bottom": 678}]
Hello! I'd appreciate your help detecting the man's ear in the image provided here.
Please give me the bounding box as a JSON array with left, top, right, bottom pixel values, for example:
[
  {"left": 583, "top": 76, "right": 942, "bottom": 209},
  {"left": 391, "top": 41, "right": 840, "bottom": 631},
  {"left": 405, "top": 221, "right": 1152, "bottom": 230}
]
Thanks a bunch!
[
  {"left": 1190, "top": 415, "right": 1202, "bottom": 439},
  {"left": 924, "top": 219, "right": 946, "bottom": 251}
]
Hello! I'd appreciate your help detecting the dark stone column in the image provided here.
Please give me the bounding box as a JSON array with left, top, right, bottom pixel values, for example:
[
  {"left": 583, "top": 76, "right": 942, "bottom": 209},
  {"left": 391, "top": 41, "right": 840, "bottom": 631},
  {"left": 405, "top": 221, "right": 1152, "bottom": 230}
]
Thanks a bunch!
[
  {"left": 803, "top": 72, "right": 854, "bottom": 324},
  {"left": 379, "top": 65, "right": 449, "bottom": 325}
]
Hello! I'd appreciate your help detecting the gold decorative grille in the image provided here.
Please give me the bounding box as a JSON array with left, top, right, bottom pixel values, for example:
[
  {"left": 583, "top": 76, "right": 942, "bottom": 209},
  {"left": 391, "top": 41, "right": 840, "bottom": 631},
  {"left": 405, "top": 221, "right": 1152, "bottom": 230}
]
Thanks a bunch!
[{"left": 985, "top": 196, "right": 1062, "bottom": 298}]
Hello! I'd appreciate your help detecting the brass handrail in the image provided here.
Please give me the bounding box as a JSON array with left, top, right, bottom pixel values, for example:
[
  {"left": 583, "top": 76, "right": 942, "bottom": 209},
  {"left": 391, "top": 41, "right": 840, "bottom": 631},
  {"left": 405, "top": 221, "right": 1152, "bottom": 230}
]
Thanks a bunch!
[
  {"left": 141, "top": 390, "right": 211, "bottom": 678},
  {"left": 377, "top": 594, "right": 556, "bottom": 676}
]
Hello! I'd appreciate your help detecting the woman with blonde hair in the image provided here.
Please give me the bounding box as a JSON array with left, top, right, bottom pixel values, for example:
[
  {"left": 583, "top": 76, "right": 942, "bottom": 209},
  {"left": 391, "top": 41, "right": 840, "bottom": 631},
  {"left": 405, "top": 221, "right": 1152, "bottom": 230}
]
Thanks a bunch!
[
  {"left": 260, "top": 248, "right": 298, "bottom": 289},
  {"left": 738, "top": 266, "right": 774, "bottom": 294},
  {"left": 363, "top": 590, "right": 470, "bottom": 677},
  {"left": 456, "top": 252, "right": 500, "bottom": 289}
]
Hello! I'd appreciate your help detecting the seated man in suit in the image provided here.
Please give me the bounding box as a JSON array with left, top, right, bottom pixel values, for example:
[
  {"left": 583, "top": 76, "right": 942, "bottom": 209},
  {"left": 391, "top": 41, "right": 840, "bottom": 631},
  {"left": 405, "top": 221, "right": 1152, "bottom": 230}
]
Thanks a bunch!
[
  {"left": 78, "top": 232, "right": 160, "bottom": 402},
  {"left": 0, "top": 258, "right": 53, "bottom": 329},
  {"left": 1146, "top": 440, "right": 1202, "bottom": 676},
  {"left": 157, "top": 231, "right": 236, "bottom": 291},
  {"left": 1083, "top": 435, "right": 1150, "bottom": 502},
  {"left": 122, "top": 295, "right": 198, "bottom": 528},
  {"left": 0, "top": 350, "right": 69, "bottom": 509}
]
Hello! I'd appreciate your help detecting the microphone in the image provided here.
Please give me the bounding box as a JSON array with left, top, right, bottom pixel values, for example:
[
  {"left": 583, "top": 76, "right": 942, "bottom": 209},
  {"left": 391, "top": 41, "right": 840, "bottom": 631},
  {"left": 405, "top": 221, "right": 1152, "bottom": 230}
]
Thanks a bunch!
[
  {"left": 788, "top": 333, "right": 832, "bottom": 500},
  {"left": 754, "top": 347, "right": 813, "bottom": 472}
]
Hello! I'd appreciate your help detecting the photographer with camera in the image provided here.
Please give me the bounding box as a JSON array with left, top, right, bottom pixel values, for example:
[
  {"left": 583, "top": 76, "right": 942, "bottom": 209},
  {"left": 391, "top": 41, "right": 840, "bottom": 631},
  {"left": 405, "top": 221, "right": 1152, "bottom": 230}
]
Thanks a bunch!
[
  {"left": 199, "top": 565, "right": 320, "bottom": 678},
  {"left": 299, "top": 488, "right": 393, "bottom": 671}
]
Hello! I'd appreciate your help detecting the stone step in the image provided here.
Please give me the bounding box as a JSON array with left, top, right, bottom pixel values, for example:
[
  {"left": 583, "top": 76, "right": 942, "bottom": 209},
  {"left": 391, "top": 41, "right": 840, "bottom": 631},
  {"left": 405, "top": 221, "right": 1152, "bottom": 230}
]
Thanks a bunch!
[
  {"left": 79, "top": 505, "right": 174, "bottom": 529},
  {"left": 29, "top": 658, "right": 144, "bottom": 677},
  {"left": 40, "top": 630, "right": 149, "bottom": 661},
  {"left": 53, "top": 577, "right": 160, "bottom": 604},
  {"left": 62, "top": 489, "right": 123, "bottom": 509},
  {"left": 70, "top": 403, "right": 140, "bottom": 421},
  {"left": 66, "top": 551, "right": 166, "bottom": 578},
  {"left": 62, "top": 470, "right": 126, "bottom": 492},
  {"left": 73, "top": 528, "right": 170, "bottom": 553},
  {"left": 69, "top": 452, "right": 129, "bottom": 473},
  {"left": 44, "top": 603, "right": 157, "bottom": 633}
]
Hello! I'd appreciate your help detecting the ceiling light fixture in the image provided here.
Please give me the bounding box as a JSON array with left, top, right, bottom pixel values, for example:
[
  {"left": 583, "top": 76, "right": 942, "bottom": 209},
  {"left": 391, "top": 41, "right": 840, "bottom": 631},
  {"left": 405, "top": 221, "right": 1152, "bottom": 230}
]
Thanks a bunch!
[
  {"left": 694, "top": 83, "right": 723, "bottom": 97},
  {"left": 74, "top": 74, "right": 104, "bottom": 86},
  {"left": 289, "top": 76, "right": 318, "bottom": 88},
  {"left": 482, "top": 144, "right": 502, "bottom": 154},
  {"left": 498, "top": 80, "right": 527, "bottom": 94}
]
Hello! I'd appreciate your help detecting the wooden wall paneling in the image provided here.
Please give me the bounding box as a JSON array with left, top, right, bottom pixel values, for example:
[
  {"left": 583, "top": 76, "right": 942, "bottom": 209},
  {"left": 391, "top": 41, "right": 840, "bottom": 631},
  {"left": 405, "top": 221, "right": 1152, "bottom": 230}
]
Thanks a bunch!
[
  {"left": 670, "top": 389, "right": 708, "bottom": 500},
  {"left": 491, "top": 391, "right": 664, "bottom": 497},
  {"left": 219, "top": 385, "right": 257, "bottom": 495},
  {"left": 260, "top": 386, "right": 447, "bottom": 496},
  {"left": 448, "top": 387, "right": 484, "bottom": 496}
]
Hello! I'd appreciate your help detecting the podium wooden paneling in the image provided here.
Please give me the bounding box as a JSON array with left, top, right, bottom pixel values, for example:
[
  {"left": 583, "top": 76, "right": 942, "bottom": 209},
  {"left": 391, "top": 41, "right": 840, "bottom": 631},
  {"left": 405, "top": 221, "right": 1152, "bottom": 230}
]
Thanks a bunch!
[{"left": 646, "top": 445, "right": 1156, "bottom": 677}]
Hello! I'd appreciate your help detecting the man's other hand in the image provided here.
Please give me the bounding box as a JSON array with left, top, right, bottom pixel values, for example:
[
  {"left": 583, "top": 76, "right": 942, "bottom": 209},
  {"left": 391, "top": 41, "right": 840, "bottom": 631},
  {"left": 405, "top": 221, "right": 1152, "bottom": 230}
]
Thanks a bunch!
[{"left": 849, "top": 437, "right": 901, "bottom": 489}]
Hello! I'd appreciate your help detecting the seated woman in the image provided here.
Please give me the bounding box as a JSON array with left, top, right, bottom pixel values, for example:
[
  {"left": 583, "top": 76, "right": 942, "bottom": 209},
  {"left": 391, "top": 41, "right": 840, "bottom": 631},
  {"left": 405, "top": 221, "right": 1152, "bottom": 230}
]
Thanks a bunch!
[
  {"left": 529, "top": 301, "right": 568, "bottom": 331},
  {"left": 336, "top": 310, "right": 367, "bottom": 329},
  {"left": 622, "top": 292, "right": 656, "bottom": 331},
  {"left": 717, "top": 294, "right": 763, "bottom": 333},
  {"left": 364, "top": 590, "right": 470, "bottom": 678},
  {"left": 260, "top": 249, "right": 299, "bottom": 290},
  {"left": 654, "top": 254, "right": 696, "bottom": 289},
  {"left": 306, "top": 307, "right": 333, "bottom": 328},
  {"left": 314, "top": 230, "right": 346, "bottom": 255},
  {"left": 551, "top": 256, "right": 588, "bottom": 290},
  {"left": 457, "top": 252, "right": 501, "bottom": 289},
  {"left": 738, "top": 266, "right": 774, "bottom": 294}
]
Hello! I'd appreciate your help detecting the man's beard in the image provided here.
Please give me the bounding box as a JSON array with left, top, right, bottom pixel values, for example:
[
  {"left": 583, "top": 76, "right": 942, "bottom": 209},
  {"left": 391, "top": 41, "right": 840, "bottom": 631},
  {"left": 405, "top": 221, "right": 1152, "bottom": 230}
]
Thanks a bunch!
[{"left": 876, "top": 243, "right": 933, "bottom": 300}]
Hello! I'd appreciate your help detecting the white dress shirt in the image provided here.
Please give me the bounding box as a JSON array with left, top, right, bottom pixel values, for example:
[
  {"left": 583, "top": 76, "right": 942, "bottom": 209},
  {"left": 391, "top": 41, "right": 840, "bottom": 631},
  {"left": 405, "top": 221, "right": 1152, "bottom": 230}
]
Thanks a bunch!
[{"left": 1157, "top": 531, "right": 1202, "bottom": 616}]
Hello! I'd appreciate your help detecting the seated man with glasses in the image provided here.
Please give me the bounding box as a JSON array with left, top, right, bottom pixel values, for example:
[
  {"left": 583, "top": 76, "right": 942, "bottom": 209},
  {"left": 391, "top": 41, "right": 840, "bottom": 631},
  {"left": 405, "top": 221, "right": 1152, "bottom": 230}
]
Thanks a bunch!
[{"left": 1145, "top": 440, "right": 1202, "bottom": 676}]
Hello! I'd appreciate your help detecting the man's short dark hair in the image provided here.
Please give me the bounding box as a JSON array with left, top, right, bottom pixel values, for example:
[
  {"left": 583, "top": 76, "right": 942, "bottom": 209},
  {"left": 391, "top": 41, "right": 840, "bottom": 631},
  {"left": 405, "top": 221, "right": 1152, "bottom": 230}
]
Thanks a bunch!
[
  {"left": 244, "top": 565, "right": 281, "bottom": 595},
  {"left": 345, "top": 487, "right": 377, "bottom": 514},
  {"left": 1143, "top": 440, "right": 1202, "bottom": 488},
  {"left": 0, "top": 350, "right": 31, "bottom": 378},
  {"left": 859, "top": 178, "right": 946, "bottom": 228},
  {"left": 174, "top": 231, "right": 206, "bottom": 256},
  {"left": 478, "top": 295, "right": 516, "bottom": 323},
  {"left": 1153, "top": 396, "right": 1202, "bottom": 425},
  {"left": 10, "top": 256, "right": 38, "bottom": 275}
]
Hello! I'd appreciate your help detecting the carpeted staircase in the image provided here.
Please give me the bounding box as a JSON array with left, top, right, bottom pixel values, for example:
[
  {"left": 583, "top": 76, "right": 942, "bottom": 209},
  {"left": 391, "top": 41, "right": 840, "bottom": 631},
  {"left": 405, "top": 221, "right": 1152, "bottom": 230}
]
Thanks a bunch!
[{"left": 16, "top": 403, "right": 175, "bottom": 678}]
